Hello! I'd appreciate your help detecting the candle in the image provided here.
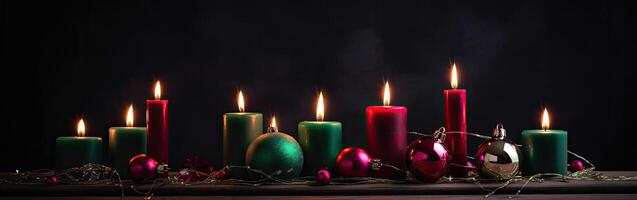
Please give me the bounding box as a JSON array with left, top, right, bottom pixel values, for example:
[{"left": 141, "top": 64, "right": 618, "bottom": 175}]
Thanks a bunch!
[
  {"left": 223, "top": 91, "right": 263, "bottom": 178},
  {"left": 444, "top": 64, "right": 468, "bottom": 177},
  {"left": 298, "top": 92, "right": 342, "bottom": 175},
  {"left": 366, "top": 82, "right": 407, "bottom": 179},
  {"left": 109, "top": 105, "right": 147, "bottom": 179},
  {"left": 521, "top": 108, "right": 568, "bottom": 175},
  {"left": 146, "top": 81, "right": 169, "bottom": 164},
  {"left": 55, "top": 119, "right": 102, "bottom": 169}
]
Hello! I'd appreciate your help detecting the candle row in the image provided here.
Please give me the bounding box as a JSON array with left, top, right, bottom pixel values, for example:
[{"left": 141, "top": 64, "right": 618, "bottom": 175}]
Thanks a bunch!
[
  {"left": 56, "top": 82, "right": 168, "bottom": 179},
  {"left": 56, "top": 64, "right": 568, "bottom": 180}
]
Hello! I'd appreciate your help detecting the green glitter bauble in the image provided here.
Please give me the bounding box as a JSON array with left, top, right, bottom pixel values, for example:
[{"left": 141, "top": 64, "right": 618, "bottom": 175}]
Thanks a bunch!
[{"left": 245, "top": 132, "right": 304, "bottom": 179}]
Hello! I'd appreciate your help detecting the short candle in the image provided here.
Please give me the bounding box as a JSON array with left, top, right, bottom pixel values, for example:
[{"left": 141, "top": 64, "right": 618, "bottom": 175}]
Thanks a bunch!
[
  {"left": 298, "top": 92, "right": 342, "bottom": 175},
  {"left": 55, "top": 119, "right": 102, "bottom": 169},
  {"left": 366, "top": 82, "right": 407, "bottom": 179},
  {"left": 109, "top": 105, "right": 147, "bottom": 179},
  {"left": 521, "top": 108, "right": 568, "bottom": 175},
  {"left": 223, "top": 91, "right": 263, "bottom": 178},
  {"left": 146, "top": 81, "right": 169, "bottom": 164}
]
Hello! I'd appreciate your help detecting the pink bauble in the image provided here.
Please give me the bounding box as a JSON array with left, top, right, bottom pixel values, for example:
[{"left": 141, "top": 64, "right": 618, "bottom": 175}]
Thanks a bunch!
[
  {"left": 406, "top": 138, "right": 450, "bottom": 182},
  {"left": 569, "top": 160, "right": 585, "bottom": 172},
  {"left": 128, "top": 154, "right": 158, "bottom": 182},
  {"left": 316, "top": 170, "right": 331, "bottom": 185},
  {"left": 335, "top": 147, "right": 370, "bottom": 177},
  {"left": 47, "top": 175, "right": 58, "bottom": 186}
]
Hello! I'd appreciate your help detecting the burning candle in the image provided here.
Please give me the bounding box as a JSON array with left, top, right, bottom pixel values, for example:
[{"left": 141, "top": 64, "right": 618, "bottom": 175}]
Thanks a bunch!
[
  {"left": 223, "top": 90, "right": 263, "bottom": 178},
  {"left": 521, "top": 108, "right": 568, "bottom": 175},
  {"left": 366, "top": 82, "right": 407, "bottom": 179},
  {"left": 146, "top": 81, "right": 169, "bottom": 164},
  {"left": 444, "top": 64, "right": 468, "bottom": 177},
  {"left": 109, "top": 105, "right": 147, "bottom": 179},
  {"left": 298, "top": 92, "right": 342, "bottom": 175},
  {"left": 55, "top": 119, "right": 103, "bottom": 169}
]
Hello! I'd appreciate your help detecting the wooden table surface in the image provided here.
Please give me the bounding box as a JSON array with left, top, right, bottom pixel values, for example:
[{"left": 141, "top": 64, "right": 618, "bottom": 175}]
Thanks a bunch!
[{"left": 2, "top": 171, "right": 637, "bottom": 199}]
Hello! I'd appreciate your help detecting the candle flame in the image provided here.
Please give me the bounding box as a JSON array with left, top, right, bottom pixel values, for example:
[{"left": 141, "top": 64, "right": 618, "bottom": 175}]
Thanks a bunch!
[
  {"left": 154, "top": 81, "right": 162, "bottom": 100},
  {"left": 451, "top": 63, "right": 459, "bottom": 89},
  {"left": 126, "top": 105, "right": 134, "bottom": 127},
  {"left": 316, "top": 92, "right": 325, "bottom": 121},
  {"left": 383, "top": 81, "right": 391, "bottom": 106},
  {"left": 77, "top": 119, "right": 86, "bottom": 137},
  {"left": 238, "top": 90, "right": 245, "bottom": 112},
  {"left": 270, "top": 116, "right": 277, "bottom": 129},
  {"left": 542, "top": 108, "right": 550, "bottom": 131}
]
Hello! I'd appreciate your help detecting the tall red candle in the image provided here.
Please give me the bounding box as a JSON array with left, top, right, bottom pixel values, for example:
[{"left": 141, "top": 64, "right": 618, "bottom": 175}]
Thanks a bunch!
[
  {"left": 444, "top": 64, "right": 467, "bottom": 177},
  {"left": 146, "top": 81, "right": 169, "bottom": 164},
  {"left": 366, "top": 82, "right": 407, "bottom": 179}
]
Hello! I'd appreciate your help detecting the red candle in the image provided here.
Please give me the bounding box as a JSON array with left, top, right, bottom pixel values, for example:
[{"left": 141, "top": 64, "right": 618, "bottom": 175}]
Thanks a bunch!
[
  {"left": 366, "top": 82, "right": 407, "bottom": 179},
  {"left": 444, "top": 64, "right": 467, "bottom": 177},
  {"left": 146, "top": 81, "right": 169, "bottom": 164}
]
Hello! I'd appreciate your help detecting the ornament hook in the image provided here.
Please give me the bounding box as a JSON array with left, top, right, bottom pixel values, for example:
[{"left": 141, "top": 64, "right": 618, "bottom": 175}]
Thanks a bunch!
[{"left": 433, "top": 127, "right": 446, "bottom": 142}]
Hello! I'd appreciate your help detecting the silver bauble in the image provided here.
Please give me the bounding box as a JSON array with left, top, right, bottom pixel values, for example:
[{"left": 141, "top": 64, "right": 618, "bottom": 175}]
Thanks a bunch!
[{"left": 475, "top": 124, "right": 521, "bottom": 180}]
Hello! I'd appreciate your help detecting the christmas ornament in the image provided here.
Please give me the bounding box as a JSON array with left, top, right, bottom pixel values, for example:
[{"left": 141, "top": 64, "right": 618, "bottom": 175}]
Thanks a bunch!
[
  {"left": 214, "top": 169, "right": 227, "bottom": 180},
  {"left": 475, "top": 124, "right": 521, "bottom": 180},
  {"left": 245, "top": 125, "right": 304, "bottom": 179},
  {"left": 316, "top": 169, "right": 331, "bottom": 185},
  {"left": 128, "top": 154, "right": 169, "bottom": 182},
  {"left": 47, "top": 175, "right": 58, "bottom": 186},
  {"left": 405, "top": 127, "right": 450, "bottom": 182},
  {"left": 570, "top": 160, "right": 585, "bottom": 172},
  {"left": 467, "top": 161, "right": 478, "bottom": 175},
  {"left": 335, "top": 147, "right": 370, "bottom": 177},
  {"left": 180, "top": 156, "right": 214, "bottom": 181}
]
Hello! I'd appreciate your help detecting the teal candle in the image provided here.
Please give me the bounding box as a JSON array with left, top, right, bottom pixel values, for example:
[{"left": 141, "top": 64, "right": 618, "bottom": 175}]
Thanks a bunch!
[
  {"left": 521, "top": 109, "right": 568, "bottom": 175},
  {"left": 55, "top": 119, "right": 102, "bottom": 169},
  {"left": 223, "top": 91, "right": 263, "bottom": 178},
  {"left": 297, "top": 92, "right": 342, "bottom": 175},
  {"left": 109, "top": 127, "right": 147, "bottom": 179},
  {"left": 298, "top": 121, "right": 342, "bottom": 175},
  {"left": 109, "top": 105, "right": 147, "bottom": 179}
]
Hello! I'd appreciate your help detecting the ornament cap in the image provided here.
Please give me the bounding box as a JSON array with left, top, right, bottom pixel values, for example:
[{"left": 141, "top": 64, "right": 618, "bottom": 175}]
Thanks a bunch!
[
  {"left": 493, "top": 123, "right": 506, "bottom": 140},
  {"left": 157, "top": 164, "right": 170, "bottom": 174},
  {"left": 370, "top": 158, "right": 382, "bottom": 171},
  {"left": 267, "top": 126, "right": 278, "bottom": 133},
  {"left": 433, "top": 127, "right": 446, "bottom": 143}
]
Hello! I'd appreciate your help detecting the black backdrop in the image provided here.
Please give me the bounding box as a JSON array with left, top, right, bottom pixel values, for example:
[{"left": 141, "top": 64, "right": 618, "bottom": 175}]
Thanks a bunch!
[{"left": 1, "top": 0, "right": 636, "bottom": 171}]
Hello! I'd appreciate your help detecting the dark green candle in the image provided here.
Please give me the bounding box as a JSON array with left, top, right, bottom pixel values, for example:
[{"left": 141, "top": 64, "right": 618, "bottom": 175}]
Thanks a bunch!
[
  {"left": 109, "top": 127, "right": 147, "bottom": 179},
  {"left": 521, "top": 109, "right": 568, "bottom": 175},
  {"left": 223, "top": 91, "right": 263, "bottom": 178},
  {"left": 298, "top": 121, "right": 342, "bottom": 175},
  {"left": 297, "top": 92, "right": 342, "bottom": 175},
  {"left": 55, "top": 119, "right": 102, "bottom": 169},
  {"left": 109, "top": 105, "right": 147, "bottom": 179}
]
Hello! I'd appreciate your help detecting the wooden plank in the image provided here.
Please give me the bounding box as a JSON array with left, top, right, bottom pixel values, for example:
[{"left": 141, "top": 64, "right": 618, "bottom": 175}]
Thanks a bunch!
[
  {"left": 3, "top": 194, "right": 637, "bottom": 200},
  {"left": 1, "top": 171, "right": 636, "bottom": 196}
]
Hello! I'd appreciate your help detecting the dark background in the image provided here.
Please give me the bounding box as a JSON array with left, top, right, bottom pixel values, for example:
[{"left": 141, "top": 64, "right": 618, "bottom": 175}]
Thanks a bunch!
[{"left": 1, "top": 0, "right": 636, "bottom": 171}]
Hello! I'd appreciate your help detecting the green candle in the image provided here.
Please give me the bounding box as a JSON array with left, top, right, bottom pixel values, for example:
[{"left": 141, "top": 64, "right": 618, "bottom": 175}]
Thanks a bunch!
[
  {"left": 55, "top": 119, "right": 102, "bottom": 169},
  {"left": 109, "top": 105, "right": 147, "bottom": 179},
  {"left": 521, "top": 109, "right": 568, "bottom": 175},
  {"left": 223, "top": 91, "right": 263, "bottom": 178},
  {"left": 298, "top": 92, "right": 342, "bottom": 175}
]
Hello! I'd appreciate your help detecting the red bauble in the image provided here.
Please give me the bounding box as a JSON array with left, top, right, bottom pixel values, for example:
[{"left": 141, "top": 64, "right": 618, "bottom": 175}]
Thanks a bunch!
[
  {"left": 214, "top": 169, "right": 227, "bottom": 180},
  {"left": 569, "top": 160, "right": 585, "bottom": 172},
  {"left": 316, "top": 170, "right": 331, "bottom": 185},
  {"left": 129, "top": 154, "right": 158, "bottom": 182},
  {"left": 335, "top": 147, "right": 370, "bottom": 177},
  {"left": 47, "top": 175, "right": 58, "bottom": 186},
  {"left": 405, "top": 138, "right": 450, "bottom": 182}
]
